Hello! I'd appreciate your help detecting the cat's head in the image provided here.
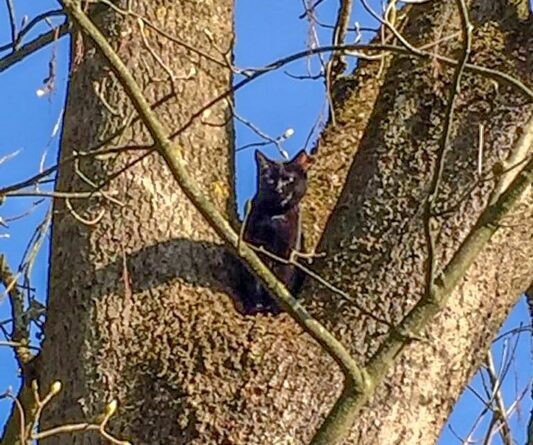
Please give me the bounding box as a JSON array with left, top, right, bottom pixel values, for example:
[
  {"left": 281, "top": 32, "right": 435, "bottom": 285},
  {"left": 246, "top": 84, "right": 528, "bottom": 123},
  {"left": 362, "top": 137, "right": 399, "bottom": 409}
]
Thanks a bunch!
[{"left": 255, "top": 149, "right": 313, "bottom": 211}]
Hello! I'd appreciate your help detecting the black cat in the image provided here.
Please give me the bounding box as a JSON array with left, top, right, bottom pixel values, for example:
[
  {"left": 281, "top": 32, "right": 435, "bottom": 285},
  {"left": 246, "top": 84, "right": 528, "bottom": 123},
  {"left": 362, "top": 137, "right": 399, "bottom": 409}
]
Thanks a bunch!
[{"left": 237, "top": 149, "right": 313, "bottom": 315}]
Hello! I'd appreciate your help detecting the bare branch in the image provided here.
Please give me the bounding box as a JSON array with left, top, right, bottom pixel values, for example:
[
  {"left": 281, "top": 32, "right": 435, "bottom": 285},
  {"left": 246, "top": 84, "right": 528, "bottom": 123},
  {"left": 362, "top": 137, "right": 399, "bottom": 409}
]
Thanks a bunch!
[
  {"left": 0, "top": 22, "right": 69, "bottom": 73},
  {"left": 246, "top": 242, "right": 393, "bottom": 328},
  {"left": 4, "top": 0, "right": 17, "bottom": 51},
  {"left": 231, "top": 102, "right": 293, "bottom": 158},
  {"left": 325, "top": 0, "right": 353, "bottom": 124},
  {"left": 0, "top": 4, "right": 108, "bottom": 74},
  {"left": 170, "top": 40, "right": 533, "bottom": 141},
  {"left": 4, "top": 189, "right": 120, "bottom": 200},
  {"left": 0, "top": 9, "right": 65, "bottom": 53},
  {"left": 0, "top": 145, "right": 150, "bottom": 196},
  {"left": 484, "top": 351, "right": 513, "bottom": 445},
  {"left": 2, "top": 380, "right": 131, "bottom": 444},
  {"left": 299, "top": 0, "right": 327, "bottom": 19},
  {"left": 423, "top": 0, "right": 472, "bottom": 300},
  {"left": 0, "top": 149, "right": 21, "bottom": 166},
  {"left": 0, "top": 255, "right": 32, "bottom": 365}
]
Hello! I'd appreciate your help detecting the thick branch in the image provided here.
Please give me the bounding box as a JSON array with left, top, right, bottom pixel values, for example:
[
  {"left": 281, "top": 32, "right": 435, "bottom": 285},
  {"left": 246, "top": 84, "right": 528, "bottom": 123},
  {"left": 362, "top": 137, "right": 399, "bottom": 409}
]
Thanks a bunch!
[{"left": 367, "top": 153, "right": 533, "bottom": 383}]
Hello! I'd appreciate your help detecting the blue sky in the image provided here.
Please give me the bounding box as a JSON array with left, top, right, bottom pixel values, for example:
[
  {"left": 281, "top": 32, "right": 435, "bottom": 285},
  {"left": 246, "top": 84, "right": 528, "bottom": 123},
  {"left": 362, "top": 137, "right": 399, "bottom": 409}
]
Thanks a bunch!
[{"left": 0, "top": 1, "right": 531, "bottom": 443}]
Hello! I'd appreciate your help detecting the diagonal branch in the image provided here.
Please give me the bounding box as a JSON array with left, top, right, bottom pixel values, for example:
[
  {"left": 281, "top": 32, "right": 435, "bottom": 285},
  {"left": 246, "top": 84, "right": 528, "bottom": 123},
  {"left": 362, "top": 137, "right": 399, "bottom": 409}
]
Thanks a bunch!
[
  {"left": 0, "top": 23, "right": 69, "bottom": 73},
  {"left": 366, "top": 153, "right": 533, "bottom": 390},
  {"left": 423, "top": 0, "right": 472, "bottom": 311},
  {"left": 310, "top": 138, "right": 533, "bottom": 445},
  {"left": 0, "top": 9, "right": 66, "bottom": 53},
  {"left": 0, "top": 4, "right": 107, "bottom": 74}
]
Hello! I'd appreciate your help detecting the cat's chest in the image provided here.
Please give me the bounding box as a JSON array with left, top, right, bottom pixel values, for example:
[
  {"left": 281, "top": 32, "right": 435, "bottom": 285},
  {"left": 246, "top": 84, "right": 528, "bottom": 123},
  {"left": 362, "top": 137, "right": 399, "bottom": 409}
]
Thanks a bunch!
[
  {"left": 245, "top": 207, "right": 299, "bottom": 249},
  {"left": 268, "top": 212, "right": 295, "bottom": 230}
]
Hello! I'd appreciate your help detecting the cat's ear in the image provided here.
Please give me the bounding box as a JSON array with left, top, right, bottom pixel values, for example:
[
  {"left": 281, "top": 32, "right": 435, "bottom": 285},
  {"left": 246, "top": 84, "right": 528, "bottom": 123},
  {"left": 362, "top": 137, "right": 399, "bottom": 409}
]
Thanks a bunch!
[
  {"left": 255, "top": 150, "right": 272, "bottom": 172},
  {"left": 291, "top": 149, "right": 313, "bottom": 172}
]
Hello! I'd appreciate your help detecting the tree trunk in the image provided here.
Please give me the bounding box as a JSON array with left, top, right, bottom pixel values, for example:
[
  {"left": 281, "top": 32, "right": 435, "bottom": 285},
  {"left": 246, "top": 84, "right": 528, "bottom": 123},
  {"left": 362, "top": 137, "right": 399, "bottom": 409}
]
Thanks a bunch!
[
  {"left": 37, "top": 1, "right": 532, "bottom": 445},
  {"left": 301, "top": 1, "right": 533, "bottom": 443},
  {"left": 39, "top": 1, "right": 238, "bottom": 443}
]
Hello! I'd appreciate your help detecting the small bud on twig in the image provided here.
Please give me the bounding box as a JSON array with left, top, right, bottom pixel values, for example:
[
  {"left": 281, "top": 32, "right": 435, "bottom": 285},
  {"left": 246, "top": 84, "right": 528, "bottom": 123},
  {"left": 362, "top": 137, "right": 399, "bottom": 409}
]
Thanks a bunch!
[
  {"left": 282, "top": 128, "right": 295, "bottom": 139},
  {"left": 50, "top": 381, "right": 62, "bottom": 396},
  {"left": 104, "top": 399, "right": 118, "bottom": 417}
]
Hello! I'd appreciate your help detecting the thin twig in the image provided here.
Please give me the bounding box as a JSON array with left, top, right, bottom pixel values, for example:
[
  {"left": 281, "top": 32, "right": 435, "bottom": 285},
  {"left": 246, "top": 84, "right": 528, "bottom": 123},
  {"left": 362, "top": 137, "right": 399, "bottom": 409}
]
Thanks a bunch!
[
  {"left": 0, "top": 9, "right": 65, "bottom": 53},
  {"left": 325, "top": 0, "right": 353, "bottom": 125},
  {"left": 73, "top": 155, "right": 125, "bottom": 206},
  {"left": 138, "top": 18, "right": 178, "bottom": 93},
  {"left": 5, "top": 0, "right": 18, "bottom": 51},
  {"left": 422, "top": 0, "right": 472, "bottom": 298},
  {"left": 0, "top": 390, "right": 26, "bottom": 441},
  {"left": 28, "top": 381, "right": 130, "bottom": 444},
  {"left": 232, "top": 102, "right": 293, "bottom": 158},
  {"left": 0, "top": 4, "right": 108, "bottom": 73},
  {"left": 433, "top": 153, "right": 533, "bottom": 218},
  {"left": 484, "top": 350, "right": 513, "bottom": 445},
  {"left": 4, "top": 190, "right": 120, "bottom": 199},
  {"left": 0, "top": 144, "right": 150, "bottom": 196},
  {"left": 299, "top": 0, "right": 329, "bottom": 92},
  {"left": 299, "top": 0, "right": 327, "bottom": 19},
  {"left": 492, "top": 324, "right": 532, "bottom": 343},
  {"left": 0, "top": 21, "right": 66, "bottom": 73},
  {"left": 0, "top": 149, "right": 21, "bottom": 165},
  {"left": 246, "top": 242, "right": 393, "bottom": 328},
  {"left": 65, "top": 199, "right": 106, "bottom": 226}
]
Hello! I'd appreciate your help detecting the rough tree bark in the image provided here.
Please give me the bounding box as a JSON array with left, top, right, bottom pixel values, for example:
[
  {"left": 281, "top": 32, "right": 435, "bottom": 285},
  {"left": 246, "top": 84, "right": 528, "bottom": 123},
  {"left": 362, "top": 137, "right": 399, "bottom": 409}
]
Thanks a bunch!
[
  {"left": 38, "top": 0, "right": 239, "bottom": 443},
  {"left": 301, "top": 1, "right": 532, "bottom": 442},
  {"left": 26, "top": 0, "right": 532, "bottom": 444}
]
